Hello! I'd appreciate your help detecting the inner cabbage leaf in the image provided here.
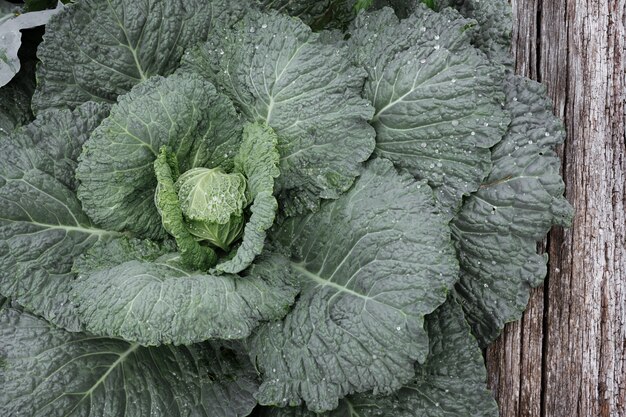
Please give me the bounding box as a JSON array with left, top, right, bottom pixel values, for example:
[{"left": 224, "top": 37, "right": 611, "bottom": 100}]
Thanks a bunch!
[
  {"left": 215, "top": 122, "right": 281, "bottom": 274},
  {"left": 76, "top": 72, "right": 242, "bottom": 240},
  {"left": 182, "top": 9, "right": 376, "bottom": 215}
]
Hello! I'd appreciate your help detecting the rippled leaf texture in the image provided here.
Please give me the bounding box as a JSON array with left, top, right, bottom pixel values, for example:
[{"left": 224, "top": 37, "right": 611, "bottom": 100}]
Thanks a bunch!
[
  {"left": 72, "top": 252, "right": 298, "bottom": 345},
  {"left": 0, "top": 62, "right": 36, "bottom": 135},
  {"left": 32, "top": 0, "right": 244, "bottom": 113},
  {"left": 452, "top": 75, "right": 573, "bottom": 346},
  {"left": 0, "top": 307, "right": 259, "bottom": 417},
  {"left": 255, "top": 0, "right": 358, "bottom": 30},
  {"left": 216, "top": 123, "right": 281, "bottom": 274},
  {"left": 259, "top": 299, "right": 497, "bottom": 417},
  {"left": 250, "top": 158, "right": 458, "bottom": 412},
  {"left": 348, "top": 6, "right": 508, "bottom": 213},
  {"left": 0, "top": 104, "right": 116, "bottom": 331},
  {"left": 72, "top": 236, "right": 176, "bottom": 276},
  {"left": 17, "top": 101, "right": 110, "bottom": 189},
  {"left": 77, "top": 72, "right": 242, "bottom": 239},
  {"left": 182, "top": 10, "right": 376, "bottom": 215},
  {"left": 436, "top": 0, "right": 513, "bottom": 66}
]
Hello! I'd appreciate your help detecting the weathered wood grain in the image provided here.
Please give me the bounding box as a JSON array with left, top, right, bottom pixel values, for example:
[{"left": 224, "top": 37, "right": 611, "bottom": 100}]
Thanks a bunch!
[{"left": 486, "top": 1, "right": 626, "bottom": 416}]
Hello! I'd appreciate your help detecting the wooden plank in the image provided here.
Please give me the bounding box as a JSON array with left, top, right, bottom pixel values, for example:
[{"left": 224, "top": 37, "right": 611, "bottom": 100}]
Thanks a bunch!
[{"left": 486, "top": 1, "right": 626, "bottom": 416}]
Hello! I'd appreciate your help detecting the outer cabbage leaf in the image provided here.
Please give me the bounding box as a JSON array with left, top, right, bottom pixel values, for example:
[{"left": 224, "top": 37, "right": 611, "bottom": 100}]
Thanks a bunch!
[
  {"left": 0, "top": 307, "right": 259, "bottom": 417},
  {"left": 15, "top": 101, "right": 110, "bottom": 190},
  {"left": 72, "top": 236, "right": 176, "bottom": 275},
  {"left": 0, "top": 1, "right": 62, "bottom": 87},
  {"left": 452, "top": 75, "right": 573, "bottom": 345},
  {"left": 436, "top": 0, "right": 513, "bottom": 66},
  {"left": 182, "top": 10, "right": 376, "bottom": 215},
  {"left": 32, "top": 0, "right": 244, "bottom": 113},
  {"left": 250, "top": 158, "right": 458, "bottom": 412},
  {"left": 0, "top": 62, "right": 36, "bottom": 134},
  {"left": 216, "top": 123, "right": 281, "bottom": 274},
  {"left": 255, "top": 0, "right": 358, "bottom": 30},
  {"left": 72, "top": 253, "right": 298, "bottom": 345},
  {"left": 259, "top": 299, "right": 498, "bottom": 417},
  {"left": 0, "top": 107, "right": 117, "bottom": 331},
  {"left": 347, "top": 6, "right": 509, "bottom": 213},
  {"left": 77, "top": 72, "right": 242, "bottom": 239}
]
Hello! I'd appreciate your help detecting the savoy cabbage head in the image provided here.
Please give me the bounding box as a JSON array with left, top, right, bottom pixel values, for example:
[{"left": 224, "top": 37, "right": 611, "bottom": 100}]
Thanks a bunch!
[{"left": 0, "top": 0, "right": 572, "bottom": 416}]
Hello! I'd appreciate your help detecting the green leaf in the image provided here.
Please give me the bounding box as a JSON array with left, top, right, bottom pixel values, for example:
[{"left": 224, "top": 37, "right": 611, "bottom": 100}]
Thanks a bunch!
[
  {"left": 0, "top": 307, "right": 259, "bottom": 417},
  {"left": 72, "top": 253, "right": 299, "bottom": 345},
  {"left": 0, "top": 109, "right": 118, "bottom": 331},
  {"left": 15, "top": 101, "right": 110, "bottom": 190},
  {"left": 235, "top": 123, "right": 281, "bottom": 200},
  {"left": 72, "top": 236, "right": 176, "bottom": 276},
  {"left": 0, "top": 1, "right": 62, "bottom": 87},
  {"left": 154, "top": 148, "right": 219, "bottom": 270},
  {"left": 436, "top": 0, "right": 513, "bottom": 66},
  {"left": 216, "top": 123, "right": 281, "bottom": 274},
  {"left": 177, "top": 169, "right": 247, "bottom": 225},
  {"left": 258, "top": 299, "right": 498, "bottom": 417},
  {"left": 182, "top": 10, "right": 376, "bottom": 215},
  {"left": 32, "top": 0, "right": 244, "bottom": 113},
  {"left": 255, "top": 0, "right": 359, "bottom": 30},
  {"left": 250, "top": 158, "right": 458, "bottom": 412},
  {"left": 452, "top": 74, "right": 573, "bottom": 346},
  {"left": 76, "top": 72, "right": 242, "bottom": 240},
  {"left": 348, "top": 6, "right": 509, "bottom": 213},
  {"left": 378, "top": 298, "right": 498, "bottom": 417},
  {"left": 0, "top": 62, "right": 36, "bottom": 135}
]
